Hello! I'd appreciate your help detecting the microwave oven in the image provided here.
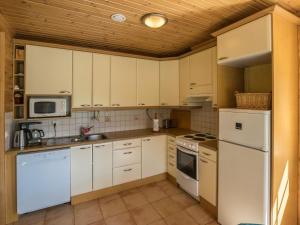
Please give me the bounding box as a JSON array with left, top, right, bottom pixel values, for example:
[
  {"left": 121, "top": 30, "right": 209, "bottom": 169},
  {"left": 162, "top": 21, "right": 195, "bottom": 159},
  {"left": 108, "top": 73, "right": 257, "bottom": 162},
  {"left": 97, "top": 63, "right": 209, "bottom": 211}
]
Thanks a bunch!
[{"left": 29, "top": 97, "right": 70, "bottom": 118}]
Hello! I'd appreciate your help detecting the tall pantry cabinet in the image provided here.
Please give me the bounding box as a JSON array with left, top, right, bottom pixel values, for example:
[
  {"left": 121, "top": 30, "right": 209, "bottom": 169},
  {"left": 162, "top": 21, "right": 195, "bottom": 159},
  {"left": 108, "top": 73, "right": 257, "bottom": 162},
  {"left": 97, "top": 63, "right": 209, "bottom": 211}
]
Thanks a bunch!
[{"left": 213, "top": 7, "right": 300, "bottom": 225}]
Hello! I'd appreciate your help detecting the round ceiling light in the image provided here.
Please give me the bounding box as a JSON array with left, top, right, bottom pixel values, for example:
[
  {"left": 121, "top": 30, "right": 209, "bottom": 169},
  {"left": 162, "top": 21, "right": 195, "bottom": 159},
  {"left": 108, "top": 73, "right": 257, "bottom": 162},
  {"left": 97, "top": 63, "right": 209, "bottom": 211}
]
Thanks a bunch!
[
  {"left": 141, "top": 13, "right": 168, "bottom": 28},
  {"left": 111, "top": 13, "right": 127, "bottom": 23}
]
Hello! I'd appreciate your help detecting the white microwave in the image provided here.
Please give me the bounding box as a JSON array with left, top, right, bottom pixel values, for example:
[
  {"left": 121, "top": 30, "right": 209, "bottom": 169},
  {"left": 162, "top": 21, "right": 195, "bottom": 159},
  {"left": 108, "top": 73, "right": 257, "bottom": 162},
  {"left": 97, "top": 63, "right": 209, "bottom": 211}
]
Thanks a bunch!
[{"left": 29, "top": 97, "right": 69, "bottom": 118}]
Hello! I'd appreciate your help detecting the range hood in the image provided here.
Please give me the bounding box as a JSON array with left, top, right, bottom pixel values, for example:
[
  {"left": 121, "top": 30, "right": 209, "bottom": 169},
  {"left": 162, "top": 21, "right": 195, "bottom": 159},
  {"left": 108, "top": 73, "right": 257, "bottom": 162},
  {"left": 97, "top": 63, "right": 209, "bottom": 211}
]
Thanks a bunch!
[{"left": 184, "top": 95, "right": 212, "bottom": 106}]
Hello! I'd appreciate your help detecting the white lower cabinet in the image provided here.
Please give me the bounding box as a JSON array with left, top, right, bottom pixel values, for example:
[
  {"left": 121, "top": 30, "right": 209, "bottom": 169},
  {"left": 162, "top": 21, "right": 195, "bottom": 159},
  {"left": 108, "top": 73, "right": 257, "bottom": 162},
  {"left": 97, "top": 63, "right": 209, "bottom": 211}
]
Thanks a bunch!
[
  {"left": 113, "top": 164, "right": 141, "bottom": 185},
  {"left": 167, "top": 136, "right": 177, "bottom": 178},
  {"left": 199, "top": 147, "right": 217, "bottom": 206},
  {"left": 142, "top": 135, "right": 167, "bottom": 178},
  {"left": 113, "top": 138, "right": 142, "bottom": 185},
  {"left": 71, "top": 145, "right": 93, "bottom": 196},
  {"left": 93, "top": 142, "right": 113, "bottom": 191},
  {"left": 113, "top": 147, "right": 141, "bottom": 168}
]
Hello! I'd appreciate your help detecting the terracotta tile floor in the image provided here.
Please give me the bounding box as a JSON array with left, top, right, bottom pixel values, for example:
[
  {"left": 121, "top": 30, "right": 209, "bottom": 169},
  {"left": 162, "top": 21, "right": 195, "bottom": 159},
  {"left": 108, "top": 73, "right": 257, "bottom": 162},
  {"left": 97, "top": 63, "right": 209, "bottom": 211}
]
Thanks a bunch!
[{"left": 13, "top": 179, "right": 218, "bottom": 225}]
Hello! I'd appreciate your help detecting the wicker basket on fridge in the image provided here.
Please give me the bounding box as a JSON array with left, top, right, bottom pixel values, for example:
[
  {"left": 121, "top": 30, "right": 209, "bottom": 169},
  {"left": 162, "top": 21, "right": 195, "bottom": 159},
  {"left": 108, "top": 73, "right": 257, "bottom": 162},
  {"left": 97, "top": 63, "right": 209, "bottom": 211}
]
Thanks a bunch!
[{"left": 235, "top": 91, "right": 272, "bottom": 110}]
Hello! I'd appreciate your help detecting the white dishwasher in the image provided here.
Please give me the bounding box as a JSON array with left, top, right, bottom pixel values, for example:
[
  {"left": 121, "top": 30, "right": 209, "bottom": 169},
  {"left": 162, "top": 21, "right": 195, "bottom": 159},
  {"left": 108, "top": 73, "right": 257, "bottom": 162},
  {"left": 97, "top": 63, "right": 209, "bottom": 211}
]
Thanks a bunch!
[{"left": 17, "top": 149, "right": 71, "bottom": 214}]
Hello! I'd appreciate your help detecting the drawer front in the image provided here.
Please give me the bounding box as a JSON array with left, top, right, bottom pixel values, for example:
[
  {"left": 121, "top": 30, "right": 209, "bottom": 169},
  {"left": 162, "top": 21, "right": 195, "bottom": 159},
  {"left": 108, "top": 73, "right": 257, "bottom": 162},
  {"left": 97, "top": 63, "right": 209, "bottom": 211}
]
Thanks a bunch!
[
  {"left": 113, "top": 164, "right": 141, "bottom": 185},
  {"left": 168, "top": 151, "right": 176, "bottom": 164},
  {"left": 113, "top": 147, "right": 141, "bottom": 168},
  {"left": 199, "top": 146, "right": 217, "bottom": 162},
  {"left": 167, "top": 161, "right": 176, "bottom": 177},
  {"left": 113, "top": 138, "right": 141, "bottom": 150},
  {"left": 168, "top": 144, "right": 176, "bottom": 154},
  {"left": 167, "top": 136, "right": 176, "bottom": 145}
]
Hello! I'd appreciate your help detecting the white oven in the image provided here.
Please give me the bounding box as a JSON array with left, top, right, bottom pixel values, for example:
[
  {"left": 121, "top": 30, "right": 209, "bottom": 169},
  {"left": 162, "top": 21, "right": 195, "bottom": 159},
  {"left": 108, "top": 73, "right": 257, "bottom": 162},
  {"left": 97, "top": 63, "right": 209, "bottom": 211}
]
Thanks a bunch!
[
  {"left": 29, "top": 97, "right": 69, "bottom": 118},
  {"left": 176, "top": 145, "right": 199, "bottom": 197}
]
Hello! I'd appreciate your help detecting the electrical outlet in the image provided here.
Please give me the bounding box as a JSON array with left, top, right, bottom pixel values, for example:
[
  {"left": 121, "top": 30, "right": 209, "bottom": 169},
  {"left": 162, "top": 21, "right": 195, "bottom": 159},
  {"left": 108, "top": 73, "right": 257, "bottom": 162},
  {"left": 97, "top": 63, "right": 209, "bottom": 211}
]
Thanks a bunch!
[{"left": 134, "top": 115, "right": 139, "bottom": 121}]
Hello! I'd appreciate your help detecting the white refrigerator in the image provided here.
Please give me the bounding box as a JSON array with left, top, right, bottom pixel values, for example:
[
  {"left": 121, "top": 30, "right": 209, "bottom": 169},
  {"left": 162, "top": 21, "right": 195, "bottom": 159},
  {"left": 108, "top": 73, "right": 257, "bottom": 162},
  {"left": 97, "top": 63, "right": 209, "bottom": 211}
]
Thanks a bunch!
[{"left": 218, "top": 108, "right": 271, "bottom": 225}]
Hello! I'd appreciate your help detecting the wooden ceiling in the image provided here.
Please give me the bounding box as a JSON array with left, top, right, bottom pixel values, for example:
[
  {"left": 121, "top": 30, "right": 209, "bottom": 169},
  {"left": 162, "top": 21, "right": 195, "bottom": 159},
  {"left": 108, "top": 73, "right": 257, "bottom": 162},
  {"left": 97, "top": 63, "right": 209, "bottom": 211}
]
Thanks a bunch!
[{"left": 0, "top": 0, "right": 299, "bottom": 57}]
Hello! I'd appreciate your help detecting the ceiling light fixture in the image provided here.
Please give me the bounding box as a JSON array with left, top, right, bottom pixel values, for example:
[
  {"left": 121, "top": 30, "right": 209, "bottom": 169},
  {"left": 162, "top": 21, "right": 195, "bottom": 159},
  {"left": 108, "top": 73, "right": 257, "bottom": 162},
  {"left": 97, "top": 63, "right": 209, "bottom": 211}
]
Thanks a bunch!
[
  {"left": 141, "top": 13, "right": 168, "bottom": 28},
  {"left": 111, "top": 13, "right": 127, "bottom": 23}
]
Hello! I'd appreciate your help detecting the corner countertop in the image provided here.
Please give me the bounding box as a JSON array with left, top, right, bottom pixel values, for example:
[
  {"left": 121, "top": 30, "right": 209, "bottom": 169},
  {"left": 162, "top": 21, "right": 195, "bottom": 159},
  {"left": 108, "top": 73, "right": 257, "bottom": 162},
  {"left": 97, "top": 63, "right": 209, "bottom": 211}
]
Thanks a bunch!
[
  {"left": 7, "top": 128, "right": 196, "bottom": 155},
  {"left": 199, "top": 140, "right": 218, "bottom": 152}
]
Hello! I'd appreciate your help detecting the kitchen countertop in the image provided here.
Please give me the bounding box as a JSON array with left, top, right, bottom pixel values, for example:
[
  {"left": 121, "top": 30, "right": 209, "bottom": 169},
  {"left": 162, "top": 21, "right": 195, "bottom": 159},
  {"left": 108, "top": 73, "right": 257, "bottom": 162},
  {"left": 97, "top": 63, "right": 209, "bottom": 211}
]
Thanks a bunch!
[
  {"left": 7, "top": 128, "right": 200, "bottom": 155},
  {"left": 199, "top": 140, "right": 218, "bottom": 151}
]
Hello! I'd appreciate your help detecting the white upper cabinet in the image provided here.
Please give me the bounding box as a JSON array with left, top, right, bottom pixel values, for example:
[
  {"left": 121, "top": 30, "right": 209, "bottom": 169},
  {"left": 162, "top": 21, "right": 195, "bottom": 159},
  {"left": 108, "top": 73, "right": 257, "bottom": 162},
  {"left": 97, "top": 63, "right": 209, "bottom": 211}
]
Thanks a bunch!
[
  {"left": 179, "top": 56, "right": 190, "bottom": 105},
  {"left": 159, "top": 60, "right": 179, "bottom": 106},
  {"left": 72, "top": 51, "right": 93, "bottom": 108},
  {"left": 137, "top": 59, "right": 159, "bottom": 106},
  {"left": 142, "top": 135, "right": 167, "bottom": 178},
  {"left": 189, "top": 47, "right": 214, "bottom": 97},
  {"left": 217, "top": 15, "right": 272, "bottom": 66},
  {"left": 111, "top": 56, "right": 137, "bottom": 107},
  {"left": 26, "top": 45, "right": 72, "bottom": 95},
  {"left": 93, "top": 53, "right": 110, "bottom": 107}
]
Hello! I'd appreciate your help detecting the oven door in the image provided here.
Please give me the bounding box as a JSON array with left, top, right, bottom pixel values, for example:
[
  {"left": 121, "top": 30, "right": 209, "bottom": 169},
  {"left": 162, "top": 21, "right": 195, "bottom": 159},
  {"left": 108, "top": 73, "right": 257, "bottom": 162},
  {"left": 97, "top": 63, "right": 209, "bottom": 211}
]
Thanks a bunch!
[{"left": 177, "top": 146, "right": 198, "bottom": 180}]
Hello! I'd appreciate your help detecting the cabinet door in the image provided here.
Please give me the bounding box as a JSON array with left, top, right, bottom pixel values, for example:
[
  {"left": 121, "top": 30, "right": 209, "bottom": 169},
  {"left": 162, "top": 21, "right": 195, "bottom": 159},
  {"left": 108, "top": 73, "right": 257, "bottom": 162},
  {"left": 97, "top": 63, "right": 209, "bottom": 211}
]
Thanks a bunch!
[
  {"left": 26, "top": 45, "right": 72, "bottom": 95},
  {"left": 137, "top": 59, "right": 159, "bottom": 106},
  {"left": 93, "top": 53, "right": 110, "bottom": 107},
  {"left": 71, "top": 145, "right": 93, "bottom": 196},
  {"left": 159, "top": 60, "right": 179, "bottom": 106},
  {"left": 93, "top": 143, "right": 113, "bottom": 191},
  {"left": 217, "top": 15, "right": 271, "bottom": 65},
  {"left": 72, "top": 51, "right": 93, "bottom": 108},
  {"left": 189, "top": 48, "right": 213, "bottom": 96},
  {"left": 179, "top": 56, "right": 190, "bottom": 105},
  {"left": 142, "top": 135, "right": 167, "bottom": 178},
  {"left": 199, "top": 157, "right": 217, "bottom": 206},
  {"left": 111, "top": 56, "right": 137, "bottom": 107}
]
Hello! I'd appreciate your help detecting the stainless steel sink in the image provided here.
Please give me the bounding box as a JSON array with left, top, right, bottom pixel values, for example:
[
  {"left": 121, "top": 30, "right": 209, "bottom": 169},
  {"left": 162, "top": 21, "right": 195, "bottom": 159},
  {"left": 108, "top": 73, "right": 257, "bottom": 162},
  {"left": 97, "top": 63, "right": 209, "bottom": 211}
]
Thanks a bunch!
[{"left": 85, "top": 134, "right": 107, "bottom": 141}]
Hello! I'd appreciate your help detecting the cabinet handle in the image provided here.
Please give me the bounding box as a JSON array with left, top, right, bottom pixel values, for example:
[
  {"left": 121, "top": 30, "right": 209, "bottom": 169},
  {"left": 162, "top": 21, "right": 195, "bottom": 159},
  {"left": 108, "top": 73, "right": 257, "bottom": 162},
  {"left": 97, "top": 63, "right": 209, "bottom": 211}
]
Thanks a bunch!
[
  {"left": 190, "top": 83, "right": 196, "bottom": 86},
  {"left": 161, "top": 103, "right": 167, "bottom": 106},
  {"left": 200, "top": 159, "right": 208, "bottom": 163},
  {"left": 143, "top": 138, "right": 151, "bottom": 142},
  {"left": 94, "top": 104, "right": 103, "bottom": 107},
  {"left": 202, "top": 152, "right": 211, "bottom": 156},
  {"left": 124, "top": 168, "right": 132, "bottom": 172},
  {"left": 94, "top": 145, "right": 106, "bottom": 148},
  {"left": 169, "top": 162, "right": 174, "bottom": 167},
  {"left": 112, "top": 104, "right": 120, "bottom": 107},
  {"left": 123, "top": 151, "right": 132, "bottom": 154},
  {"left": 59, "top": 90, "right": 70, "bottom": 94},
  {"left": 81, "top": 104, "right": 91, "bottom": 107},
  {"left": 218, "top": 57, "right": 229, "bottom": 60},
  {"left": 169, "top": 155, "right": 175, "bottom": 159},
  {"left": 80, "top": 146, "right": 91, "bottom": 150},
  {"left": 182, "top": 103, "right": 188, "bottom": 106},
  {"left": 169, "top": 147, "right": 174, "bottom": 151},
  {"left": 123, "top": 143, "right": 132, "bottom": 146},
  {"left": 139, "top": 103, "right": 145, "bottom": 106}
]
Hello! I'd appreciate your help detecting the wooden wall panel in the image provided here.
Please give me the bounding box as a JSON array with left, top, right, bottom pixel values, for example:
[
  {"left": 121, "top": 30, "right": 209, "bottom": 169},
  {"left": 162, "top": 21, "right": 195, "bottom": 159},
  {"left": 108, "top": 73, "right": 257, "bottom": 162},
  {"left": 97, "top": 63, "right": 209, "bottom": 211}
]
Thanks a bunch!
[
  {"left": 170, "top": 110, "right": 191, "bottom": 130},
  {"left": 272, "top": 12, "right": 299, "bottom": 225}
]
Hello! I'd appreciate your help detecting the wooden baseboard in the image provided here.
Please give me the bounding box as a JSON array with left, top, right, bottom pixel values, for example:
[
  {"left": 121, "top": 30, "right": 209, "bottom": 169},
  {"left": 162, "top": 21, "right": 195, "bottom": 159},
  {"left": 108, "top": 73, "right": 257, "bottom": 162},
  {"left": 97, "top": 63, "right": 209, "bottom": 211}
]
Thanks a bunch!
[
  {"left": 198, "top": 196, "right": 217, "bottom": 219},
  {"left": 71, "top": 173, "right": 167, "bottom": 205}
]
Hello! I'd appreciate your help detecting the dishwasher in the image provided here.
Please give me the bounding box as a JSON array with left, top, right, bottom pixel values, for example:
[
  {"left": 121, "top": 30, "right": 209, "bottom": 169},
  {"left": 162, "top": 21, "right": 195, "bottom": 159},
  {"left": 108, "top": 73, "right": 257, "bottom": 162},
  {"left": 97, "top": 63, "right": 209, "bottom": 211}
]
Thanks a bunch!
[{"left": 17, "top": 148, "right": 71, "bottom": 214}]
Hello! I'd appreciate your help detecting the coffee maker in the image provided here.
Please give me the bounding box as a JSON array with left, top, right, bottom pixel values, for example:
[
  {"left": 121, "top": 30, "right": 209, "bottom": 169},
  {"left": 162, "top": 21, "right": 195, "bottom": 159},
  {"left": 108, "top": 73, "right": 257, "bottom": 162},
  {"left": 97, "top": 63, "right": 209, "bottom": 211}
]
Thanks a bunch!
[{"left": 13, "top": 122, "right": 43, "bottom": 148}]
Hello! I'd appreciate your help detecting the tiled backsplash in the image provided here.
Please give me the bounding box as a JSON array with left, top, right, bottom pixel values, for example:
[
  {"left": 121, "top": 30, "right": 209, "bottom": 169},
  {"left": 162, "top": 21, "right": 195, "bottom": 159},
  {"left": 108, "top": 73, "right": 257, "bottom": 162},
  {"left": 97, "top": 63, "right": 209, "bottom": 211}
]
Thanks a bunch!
[
  {"left": 6, "top": 109, "right": 170, "bottom": 146},
  {"left": 5, "top": 105, "right": 218, "bottom": 150},
  {"left": 190, "top": 102, "right": 218, "bottom": 135}
]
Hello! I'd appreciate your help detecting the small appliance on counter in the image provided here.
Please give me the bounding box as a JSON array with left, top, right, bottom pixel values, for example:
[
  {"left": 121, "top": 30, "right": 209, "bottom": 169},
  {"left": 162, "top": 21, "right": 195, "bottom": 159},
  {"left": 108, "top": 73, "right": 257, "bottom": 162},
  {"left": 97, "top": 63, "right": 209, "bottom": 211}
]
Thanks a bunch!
[
  {"left": 153, "top": 113, "right": 159, "bottom": 132},
  {"left": 162, "top": 119, "right": 177, "bottom": 129},
  {"left": 13, "top": 122, "right": 43, "bottom": 149}
]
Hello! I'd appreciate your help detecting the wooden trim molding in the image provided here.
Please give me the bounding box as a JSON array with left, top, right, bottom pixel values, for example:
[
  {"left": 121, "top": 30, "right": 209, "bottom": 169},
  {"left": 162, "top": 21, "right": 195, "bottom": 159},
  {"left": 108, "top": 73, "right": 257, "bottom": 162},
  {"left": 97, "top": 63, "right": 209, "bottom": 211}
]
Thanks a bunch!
[
  {"left": 211, "top": 5, "right": 300, "bottom": 38},
  {"left": 0, "top": 32, "right": 6, "bottom": 225}
]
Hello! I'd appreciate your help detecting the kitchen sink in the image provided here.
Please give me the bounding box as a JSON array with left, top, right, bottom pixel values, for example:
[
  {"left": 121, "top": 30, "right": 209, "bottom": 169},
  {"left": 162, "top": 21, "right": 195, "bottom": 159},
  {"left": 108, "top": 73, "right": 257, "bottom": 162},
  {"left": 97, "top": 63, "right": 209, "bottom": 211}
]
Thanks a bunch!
[
  {"left": 85, "top": 134, "right": 107, "bottom": 141},
  {"left": 70, "top": 134, "right": 107, "bottom": 143}
]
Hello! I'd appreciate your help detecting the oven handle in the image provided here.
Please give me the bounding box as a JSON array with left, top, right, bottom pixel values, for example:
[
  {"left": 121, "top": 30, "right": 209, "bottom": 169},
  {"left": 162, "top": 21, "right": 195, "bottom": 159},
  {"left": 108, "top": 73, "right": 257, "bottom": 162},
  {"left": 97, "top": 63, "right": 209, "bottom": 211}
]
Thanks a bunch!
[{"left": 176, "top": 146, "right": 198, "bottom": 156}]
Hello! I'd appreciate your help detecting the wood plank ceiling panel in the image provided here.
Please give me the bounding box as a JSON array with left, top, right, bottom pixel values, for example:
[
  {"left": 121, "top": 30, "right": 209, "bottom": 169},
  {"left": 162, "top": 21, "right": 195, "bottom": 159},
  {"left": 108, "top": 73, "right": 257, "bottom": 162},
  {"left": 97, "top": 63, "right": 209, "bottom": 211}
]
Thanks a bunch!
[{"left": 0, "top": 0, "right": 298, "bottom": 56}]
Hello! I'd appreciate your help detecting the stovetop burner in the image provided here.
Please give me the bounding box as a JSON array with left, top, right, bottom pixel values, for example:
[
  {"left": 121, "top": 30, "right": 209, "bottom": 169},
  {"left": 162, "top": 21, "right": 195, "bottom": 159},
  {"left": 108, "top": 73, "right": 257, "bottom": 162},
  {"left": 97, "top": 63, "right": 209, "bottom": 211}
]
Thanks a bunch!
[
  {"left": 193, "top": 137, "right": 206, "bottom": 141},
  {"left": 184, "top": 135, "right": 194, "bottom": 138},
  {"left": 195, "top": 133, "right": 206, "bottom": 137},
  {"left": 206, "top": 136, "right": 216, "bottom": 139}
]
